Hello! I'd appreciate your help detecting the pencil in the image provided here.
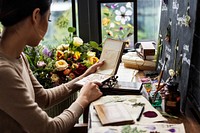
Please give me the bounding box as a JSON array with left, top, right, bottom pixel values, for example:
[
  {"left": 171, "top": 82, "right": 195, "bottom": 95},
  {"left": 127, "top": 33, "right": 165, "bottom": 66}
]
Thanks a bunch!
[{"left": 136, "top": 106, "right": 145, "bottom": 121}]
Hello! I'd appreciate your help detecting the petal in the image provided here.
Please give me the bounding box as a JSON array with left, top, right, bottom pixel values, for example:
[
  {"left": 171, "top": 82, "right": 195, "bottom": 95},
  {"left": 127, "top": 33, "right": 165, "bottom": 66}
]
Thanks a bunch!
[
  {"left": 125, "top": 10, "right": 133, "bottom": 16},
  {"left": 121, "top": 18, "right": 126, "bottom": 25},
  {"left": 115, "top": 10, "right": 121, "bottom": 15},
  {"left": 126, "top": 16, "right": 131, "bottom": 21},
  {"left": 120, "top": 6, "right": 126, "bottom": 13},
  {"left": 115, "top": 16, "right": 122, "bottom": 21},
  {"left": 126, "top": 2, "right": 132, "bottom": 8},
  {"left": 110, "top": 23, "right": 115, "bottom": 28}
]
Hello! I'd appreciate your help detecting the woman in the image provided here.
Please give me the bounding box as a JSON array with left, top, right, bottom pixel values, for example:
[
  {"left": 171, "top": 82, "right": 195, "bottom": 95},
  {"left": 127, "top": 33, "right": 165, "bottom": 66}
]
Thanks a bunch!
[{"left": 0, "top": 0, "right": 103, "bottom": 132}]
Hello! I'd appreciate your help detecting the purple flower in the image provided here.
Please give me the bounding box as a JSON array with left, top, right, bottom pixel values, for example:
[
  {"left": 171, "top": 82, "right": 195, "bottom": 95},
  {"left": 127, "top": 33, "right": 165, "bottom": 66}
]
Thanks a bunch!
[
  {"left": 119, "top": 27, "right": 123, "bottom": 30},
  {"left": 111, "top": 4, "right": 118, "bottom": 9},
  {"left": 43, "top": 47, "right": 52, "bottom": 57},
  {"left": 37, "top": 61, "right": 46, "bottom": 68}
]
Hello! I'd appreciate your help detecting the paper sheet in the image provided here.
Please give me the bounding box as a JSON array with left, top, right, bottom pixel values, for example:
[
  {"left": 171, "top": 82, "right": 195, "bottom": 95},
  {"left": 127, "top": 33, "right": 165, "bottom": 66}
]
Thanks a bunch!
[
  {"left": 90, "top": 95, "right": 167, "bottom": 124},
  {"left": 89, "top": 95, "right": 185, "bottom": 133},
  {"left": 88, "top": 123, "right": 185, "bottom": 133}
]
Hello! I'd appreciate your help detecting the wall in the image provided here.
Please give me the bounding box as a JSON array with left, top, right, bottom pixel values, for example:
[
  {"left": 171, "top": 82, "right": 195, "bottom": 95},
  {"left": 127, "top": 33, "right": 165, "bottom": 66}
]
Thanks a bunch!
[{"left": 188, "top": 1, "right": 200, "bottom": 119}]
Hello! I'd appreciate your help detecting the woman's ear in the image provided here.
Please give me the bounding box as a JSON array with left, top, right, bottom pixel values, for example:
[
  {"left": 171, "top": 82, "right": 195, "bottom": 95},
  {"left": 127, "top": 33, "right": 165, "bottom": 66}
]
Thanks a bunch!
[{"left": 31, "top": 8, "right": 41, "bottom": 25}]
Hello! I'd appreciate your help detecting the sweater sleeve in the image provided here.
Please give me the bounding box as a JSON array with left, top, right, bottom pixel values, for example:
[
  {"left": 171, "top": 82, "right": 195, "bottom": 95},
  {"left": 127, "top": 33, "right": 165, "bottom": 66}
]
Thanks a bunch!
[{"left": 0, "top": 64, "right": 83, "bottom": 133}]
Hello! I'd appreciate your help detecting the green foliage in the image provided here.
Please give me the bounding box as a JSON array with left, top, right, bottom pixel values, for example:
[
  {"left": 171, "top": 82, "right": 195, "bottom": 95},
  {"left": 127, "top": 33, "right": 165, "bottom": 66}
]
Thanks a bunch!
[
  {"left": 56, "top": 11, "right": 70, "bottom": 29},
  {"left": 24, "top": 45, "right": 56, "bottom": 88},
  {"left": 121, "top": 125, "right": 147, "bottom": 133}
]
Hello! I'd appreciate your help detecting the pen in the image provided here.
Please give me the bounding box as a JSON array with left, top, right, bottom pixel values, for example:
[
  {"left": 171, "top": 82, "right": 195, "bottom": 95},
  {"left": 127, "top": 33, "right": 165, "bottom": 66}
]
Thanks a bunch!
[{"left": 136, "top": 106, "right": 145, "bottom": 122}]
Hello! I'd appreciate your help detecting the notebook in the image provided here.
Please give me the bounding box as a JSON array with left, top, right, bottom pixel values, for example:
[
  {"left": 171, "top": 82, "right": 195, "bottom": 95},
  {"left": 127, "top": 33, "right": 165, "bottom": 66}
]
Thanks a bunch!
[{"left": 76, "top": 38, "right": 125, "bottom": 86}]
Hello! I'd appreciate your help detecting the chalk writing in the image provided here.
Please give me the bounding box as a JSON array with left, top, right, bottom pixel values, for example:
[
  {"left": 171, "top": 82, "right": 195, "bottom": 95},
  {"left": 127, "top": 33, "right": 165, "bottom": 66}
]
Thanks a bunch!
[
  {"left": 172, "top": 0, "right": 179, "bottom": 11},
  {"left": 165, "top": 52, "right": 171, "bottom": 61},
  {"left": 161, "top": 3, "right": 168, "bottom": 11},
  {"left": 182, "top": 53, "right": 190, "bottom": 65},
  {"left": 183, "top": 44, "right": 189, "bottom": 52},
  {"left": 165, "top": 45, "right": 172, "bottom": 53},
  {"left": 176, "top": 14, "right": 191, "bottom": 27}
]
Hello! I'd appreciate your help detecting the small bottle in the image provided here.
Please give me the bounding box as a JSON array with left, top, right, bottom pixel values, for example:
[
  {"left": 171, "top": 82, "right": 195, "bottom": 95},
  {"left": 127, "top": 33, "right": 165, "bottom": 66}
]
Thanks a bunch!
[{"left": 165, "top": 81, "right": 180, "bottom": 115}]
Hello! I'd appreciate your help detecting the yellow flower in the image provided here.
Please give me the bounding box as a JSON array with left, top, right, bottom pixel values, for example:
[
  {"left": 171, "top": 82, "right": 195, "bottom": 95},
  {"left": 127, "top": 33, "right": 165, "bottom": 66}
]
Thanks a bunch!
[
  {"left": 55, "top": 59, "right": 69, "bottom": 71},
  {"left": 51, "top": 74, "right": 59, "bottom": 82},
  {"left": 72, "top": 63, "right": 78, "bottom": 69},
  {"left": 57, "top": 44, "right": 69, "bottom": 51},
  {"left": 87, "top": 51, "right": 96, "bottom": 58},
  {"left": 73, "top": 37, "right": 83, "bottom": 47},
  {"left": 73, "top": 51, "right": 81, "bottom": 60},
  {"left": 102, "top": 18, "right": 110, "bottom": 26},
  {"left": 89, "top": 56, "right": 99, "bottom": 65},
  {"left": 56, "top": 50, "right": 64, "bottom": 60}
]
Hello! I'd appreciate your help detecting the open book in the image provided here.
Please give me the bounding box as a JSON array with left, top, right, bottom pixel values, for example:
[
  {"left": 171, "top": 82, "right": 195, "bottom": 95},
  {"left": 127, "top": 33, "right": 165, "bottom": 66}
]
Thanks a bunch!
[
  {"left": 76, "top": 38, "right": 125, "bottom": 85},
  {"left": 94, "top": 103, "right": 134, "bottom": 126}
]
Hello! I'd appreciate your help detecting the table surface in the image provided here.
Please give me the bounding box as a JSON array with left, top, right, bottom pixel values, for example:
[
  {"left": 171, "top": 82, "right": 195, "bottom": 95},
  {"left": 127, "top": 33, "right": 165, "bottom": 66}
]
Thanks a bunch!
[
  {"left": 87, "top": 63, "right": 200, "bottom": 133},
  {"left": 88, "top": 95, "right": 186, "bottom": 133}
]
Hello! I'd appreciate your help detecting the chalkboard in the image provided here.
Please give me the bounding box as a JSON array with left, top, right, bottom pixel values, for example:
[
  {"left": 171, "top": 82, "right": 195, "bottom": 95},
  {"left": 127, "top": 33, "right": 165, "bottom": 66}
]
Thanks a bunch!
[{"left": 157, "top": 0, "right": 198, "bottom": 112}]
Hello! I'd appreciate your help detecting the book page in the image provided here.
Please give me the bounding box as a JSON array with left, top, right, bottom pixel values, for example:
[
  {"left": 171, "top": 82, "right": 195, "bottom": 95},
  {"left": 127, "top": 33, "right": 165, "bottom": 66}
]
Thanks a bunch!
[
  {"left": 97, "top": 50, "right": 121, "bottom": 75},
  {"left": 75, "top": 73, "right": 111, "bottom": 85},
  {"left": 97, "top": 39, "right": 125, "bottom": 75}
]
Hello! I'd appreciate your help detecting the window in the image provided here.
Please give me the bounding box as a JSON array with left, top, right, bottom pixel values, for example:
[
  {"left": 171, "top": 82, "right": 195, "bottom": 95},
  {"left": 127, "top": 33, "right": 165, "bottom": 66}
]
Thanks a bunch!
[
  {"left": 42, "top": 0, "right": 73, "bottom": 48},
  {"left": 95, "top": 0, "right": 161, "bottom": 49},
  {"left": 137, "top": 0, "right": 161, "bottom": 42}
]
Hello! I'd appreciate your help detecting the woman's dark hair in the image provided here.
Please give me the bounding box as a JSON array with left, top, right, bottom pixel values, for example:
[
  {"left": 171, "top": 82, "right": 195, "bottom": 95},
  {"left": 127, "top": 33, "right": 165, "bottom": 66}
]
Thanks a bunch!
[{"left": 0, "top": 0, "right": 52, "bottom": 27}]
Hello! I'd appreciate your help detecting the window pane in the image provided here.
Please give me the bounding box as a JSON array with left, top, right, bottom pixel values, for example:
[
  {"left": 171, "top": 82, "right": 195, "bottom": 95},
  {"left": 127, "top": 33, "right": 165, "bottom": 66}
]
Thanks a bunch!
[
  {"left": 137, "top": 0, "right": 161, "bottom": 42},
  {"left": 42, "top": 0, "right": 73, "bottom": 48}
]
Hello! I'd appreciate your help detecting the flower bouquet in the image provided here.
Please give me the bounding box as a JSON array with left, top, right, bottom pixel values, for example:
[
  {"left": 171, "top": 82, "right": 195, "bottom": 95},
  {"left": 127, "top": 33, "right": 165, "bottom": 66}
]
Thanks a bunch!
[{"left": 24, "top": 27, "right": 102, "bottom": 88}]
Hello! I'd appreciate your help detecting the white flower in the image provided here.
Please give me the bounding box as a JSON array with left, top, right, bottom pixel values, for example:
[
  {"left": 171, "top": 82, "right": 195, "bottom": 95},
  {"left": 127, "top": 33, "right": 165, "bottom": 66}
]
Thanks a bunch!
[
  {"left": 37, "top": 61, "right": 46, "bottom": 68},
  {"left": 110, "top": 23, "right": 115, "bottom": 28},
  {"left": 73, "top": 37, "right": 83, "bottom": 47},
  {"left": 169, "top": 69, "right": 175, "bottom": 77},
  {"left": 115, "top": 6, "right": 133, "bottom": 25},
  {"left": 87, "top": 51, "right": 96, "bottom": 57},
  {"left": 57, "top": 44, "right": 69, "bottom": 51}
]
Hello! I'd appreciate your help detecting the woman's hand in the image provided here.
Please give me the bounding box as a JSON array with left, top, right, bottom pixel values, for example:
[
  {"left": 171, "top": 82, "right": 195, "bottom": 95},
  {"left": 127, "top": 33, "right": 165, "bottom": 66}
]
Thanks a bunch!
[
  {"left": 80, "top": 61, "right": 104, "bottom": 78},
  {"left": 76, "top": 81, "right": 103, "bottom": 108}
]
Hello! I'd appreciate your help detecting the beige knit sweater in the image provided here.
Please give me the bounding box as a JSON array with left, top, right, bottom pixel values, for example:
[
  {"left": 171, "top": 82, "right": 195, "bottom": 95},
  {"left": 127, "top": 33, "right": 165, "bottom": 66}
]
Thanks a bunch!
[{"left": 0, "top": 52, "right": 83, "bottom": 133}]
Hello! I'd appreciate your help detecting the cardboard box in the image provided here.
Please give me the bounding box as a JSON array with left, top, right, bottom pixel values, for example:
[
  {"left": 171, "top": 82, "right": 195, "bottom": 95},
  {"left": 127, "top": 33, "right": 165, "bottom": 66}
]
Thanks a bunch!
[{"left": 136, "top": 42, "right": 155, "bottom": 60}]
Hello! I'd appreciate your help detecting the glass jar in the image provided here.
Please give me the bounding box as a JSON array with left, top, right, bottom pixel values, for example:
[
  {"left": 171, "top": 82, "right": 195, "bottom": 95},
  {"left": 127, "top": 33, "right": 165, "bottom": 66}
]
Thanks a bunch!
[{"left": 165, "top": 81, "right": 180, "bottom": 115}]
